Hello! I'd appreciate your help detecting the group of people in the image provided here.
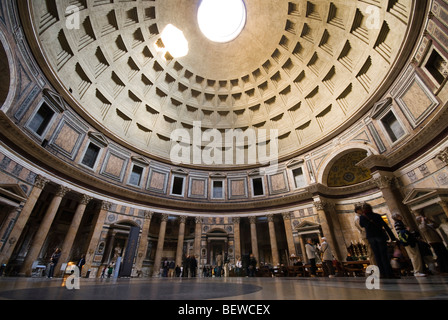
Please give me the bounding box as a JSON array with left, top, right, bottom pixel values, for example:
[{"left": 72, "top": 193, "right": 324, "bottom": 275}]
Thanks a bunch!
[
  {"left": 354, "top": 202, "right": 448, "bottom": 278},
  {"left": 304, "top": 237, "right": 336, "bottom": 278},
  {"left": 47, "top": 248, "right": 85, "bottom": 278},
  {"left": 300, "top": 202, "right": 448, "bottom": 279}
]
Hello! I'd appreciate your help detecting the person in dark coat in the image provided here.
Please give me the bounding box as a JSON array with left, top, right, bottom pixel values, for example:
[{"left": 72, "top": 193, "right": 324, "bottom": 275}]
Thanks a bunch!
[
  {"left": 359, "top": 203, "right": 397, "bottom": 279},
  {"left": 47, "top": 248, "right": 61, "bottom": 278},
  {"left": 182, "top": 254, "right": 190, "bottom": 278},
  {"left": 189, "top": 255, "right": 197, "bottom": 277}
]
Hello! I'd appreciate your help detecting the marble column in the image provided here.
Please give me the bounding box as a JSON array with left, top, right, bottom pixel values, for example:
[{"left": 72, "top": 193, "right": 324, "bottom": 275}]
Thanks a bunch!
[
  {"left": 0, "top": 206, "right": 22, "bottom": 254},
  {"left": 299, "top": 235, "right": 307, "bottom": 263},
  {"left": 313, "top": 197, "right": 342, "bottom": 261},
  {"left": 373, "top": 173, "right": 417, "bottom": 230},
  {"left": 135, "top": 211, "right": 153, "bottom": 274},
  {"left": 232, "top": 217, "right": 241, "bottom": 261},
  {"left": 436, "top": 147, "right": 448, "bottom": 166},
  {"left": 83, "top": 201, "right": 111, "bottom": 278},
  {"left": 267, "top": 214, "right": 279, "bottom": 267},
  {"left": 175, "top": 216, "right": 187, "bottom": 267},
  {"left": 0, "top": 175, "right": 49, "bottom": 265},
  {"left": 21, "top": 185, "right": 71, "bottom": 276},
  {"left": 153, "top": 213, "right": 169, "bottom": 276},
  {"left": 193, "top": 216, "right": 202, "bottom": 258},
  {"left": 249, "top": 216, "right": 259, "bottom": 266},
  {"left": 55, "top": 194, "right": 93, "bottom": 276},
  {"left": 282, "top": 212, "right": 296, "bottom": 260},
  {"left": 438, "top": 201, "right": 448, "bottom": 218}
]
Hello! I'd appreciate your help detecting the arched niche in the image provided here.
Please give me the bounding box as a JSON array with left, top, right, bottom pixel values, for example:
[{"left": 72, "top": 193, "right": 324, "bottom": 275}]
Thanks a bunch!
[
  {"left": 325, "top": 150, "right": 372, "bottom": 187},
  {"left": 0, "top": 29, "right": 15, "bottom": 111}
]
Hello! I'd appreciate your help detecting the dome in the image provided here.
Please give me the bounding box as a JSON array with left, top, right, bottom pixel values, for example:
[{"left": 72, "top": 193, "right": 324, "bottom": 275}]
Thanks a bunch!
[{"left": 25, "top": 0, "right": 416, "bottom": 169}]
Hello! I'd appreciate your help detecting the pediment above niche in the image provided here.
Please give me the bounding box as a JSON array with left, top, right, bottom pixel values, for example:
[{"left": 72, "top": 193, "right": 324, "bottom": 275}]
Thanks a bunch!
[
  {"left": 370, "top": 97, "right": 393, "bottom": 119},
  {"left": 42, "top": 89, "right": 67, "bottom": 113},
  {"left": 88, "top": 131, "right": 109, "bottom": 147},
  {"left": 131, "top": 156, "right": 150, "bottom": 166},
  {"left": 286, "top": 158, "right": 305, "bottom": 168},
  {"left": 171, "top": 168, "right": 189, "bottom": 175},
  {"left": 248, "top": 169, "right": 261, "bottom": 176},
  {"left": 210, "top": 173, "right": 227, "bottom": 178},
  {"left": 0, "top": 184, "right": 28, "bottom": 204}
]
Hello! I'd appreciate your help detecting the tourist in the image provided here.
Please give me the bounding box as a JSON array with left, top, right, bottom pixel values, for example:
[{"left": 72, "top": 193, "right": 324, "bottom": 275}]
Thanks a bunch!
[
  {"left": 417, "top": 215, "right": 448, "bottom": 273},
  {"left": 248, "top": 253, "right": 257, "bottom": 277},
  {"left": 320, "top": 237, "right": 335, "bottom": 278},
  {"left": 392, "top": 213, "right": 426, "bottom": 277},
  {"left": 359, "top": 203, "right": 397, "bottom": 279},
  {"left": 216, "top": 252, "right": 223, "bottom": 277},
  {"left": 354, "top": 204, "right": 375, "bottom": 264},
  {"left": 305, "top": 238, "right": 317, "bottom": 277},
  {"left": 107, "top": 263, "right": 114, "bottom": 278},
  {"left": 77, "top": 254, "right": 86, "bottom": 274},
  {"left": 235, "top": 257, "right": 242, "bottom": 276},
  {"left": 182, "top": 254, "right": 190, "bottom": 278},
  {"left": 190, "top": 255, "right": 197, "bottom": 277},
  {"left": 47, "top": 248, "right": 61, "bottom": 278}
]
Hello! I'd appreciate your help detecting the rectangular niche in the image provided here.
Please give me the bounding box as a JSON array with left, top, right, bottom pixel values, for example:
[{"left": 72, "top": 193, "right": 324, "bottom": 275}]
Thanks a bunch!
[
  {"left": 99, "top": 145, "right": 130, "bottom": 182},
  {"left": 267, "top": 170, "right": 290, "bottom": 195},
  {"left": 146, "top": 165, "right": 169, "bottom": 194},
  {"left": 228, "top": 176, "right": 248, "bottom": 200},
  {"left": 188, "top": 175, "right": 208, "bottom": 199},
  {"left": 48, "top": 113, "right": 88, "bottom": 160},
  {"left": 250, "top": 176, "right": 265, "bottom": 197},
  {"left": 393, "top": 66, "right": 439, "bottom": 128}
]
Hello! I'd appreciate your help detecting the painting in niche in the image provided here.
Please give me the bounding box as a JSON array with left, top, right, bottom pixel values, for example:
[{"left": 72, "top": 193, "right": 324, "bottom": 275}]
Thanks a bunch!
[{"left": 327, "top": 150, "right": 372, "bottom": 187}]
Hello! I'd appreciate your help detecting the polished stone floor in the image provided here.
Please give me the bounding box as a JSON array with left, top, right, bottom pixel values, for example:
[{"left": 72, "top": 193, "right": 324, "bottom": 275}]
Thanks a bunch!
[{"left": 0, "top": 275, "right": 447, "bottom": 300}]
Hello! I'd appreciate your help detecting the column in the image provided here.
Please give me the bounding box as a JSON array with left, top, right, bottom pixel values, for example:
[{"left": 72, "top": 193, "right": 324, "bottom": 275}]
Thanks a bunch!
[
  {"left": 373, "top": 173, "right": 417, "bottom": 230},
  {"left": 55, "top": 194, "right": 93, "bottom": 276},
  {"left": 83, "top": 201, "right": 111, "bottom": 278},
  {"left": 299, "top": 235, "right": 307, "bottom": 263},
  {"left": 193, "top": 216, "right": 202, "bottom": 258},
  {"left": 175, "top": 216, "right": 187, "bottom": 267},
  {"left": 135, "top": 211, "right": 153, "bottom": 274},
  {"left": 282, "top": 212, "right": 296, "bottom": 260},
  {"left": 249, "top": 216, "right": 259, "bottom": 266},
  {"left": 21, "top": 185, "right": 71, "bottom": 276},
  {"left": 436, "top": 147, "right": 448, "bottom": 166},
  {"left": 0, "top": 206, "right": 21, "bottom": 253},
  {"left": 0, "top": 175, "right": 49, "bottom": 265},
  {"left": 313, "top": 197, "right": 342, "bottom": 261},
  {"left": 267, "top": 214, "right": 279, "bottom": 267},
  {"left": 438, "top": 201, "right": 448, "bottom": 218},
  {"left": 153, "top": 213, "right": 169, "bottom": 276},
  {"left": 232, "top": 217, "right": 241, "bottom": 261}
]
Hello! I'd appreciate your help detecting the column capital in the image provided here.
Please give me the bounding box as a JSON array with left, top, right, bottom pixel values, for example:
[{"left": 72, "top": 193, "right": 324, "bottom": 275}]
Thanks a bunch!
[
  {"left": 437, "top": 147, "right": 448, "bottom": 166},
  {"left": 249, "top": 216, "right": 257, "bottom": 224},
  {"left": 101, "top": 201, "right": 112, "bottom": 211},
  {"left": 195, "top": 216, "right": 203, "bottom": 224},
  {"left": 34, "top": 175, "right": 50, "bottom": 190},
  {"left": 373, "top": 175, "right": 395, "bottom": 189},
  {"left": 313, "top": 200, "right": 327, "bottom": 211},
  {"left": 161, "top": 213, "right": 169, "bottom": 222},
  {"left": 232, "top": 217, "right": 240, "bottom": 224},
  {"left": 179, "top": 215, "right": 187, "bottom": 224},
  {"left": 267, "top": 214, "right": 275, "bottom": 222},
  {"left": 282, "top": 212, "right": 292, "bottom": 220},
  {"left": 56, "top": 186, "right": 71, "bottom": 198},
  {"left": 80, "top": 194, "right": 93, "bottom": 205},
  {"left": 144, "top": 211, "right": 154, "bottom": 220}
]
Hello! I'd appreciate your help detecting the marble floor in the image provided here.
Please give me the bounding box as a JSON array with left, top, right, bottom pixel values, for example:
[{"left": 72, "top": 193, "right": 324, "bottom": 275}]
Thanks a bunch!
[{"left": 0, "top": 275, "right": 447, "bottom": 301}]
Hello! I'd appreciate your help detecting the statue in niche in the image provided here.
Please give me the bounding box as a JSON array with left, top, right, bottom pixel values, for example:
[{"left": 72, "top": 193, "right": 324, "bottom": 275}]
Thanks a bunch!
[{"left": 113, "top": 245, "right": 122, "bottom": 261}]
